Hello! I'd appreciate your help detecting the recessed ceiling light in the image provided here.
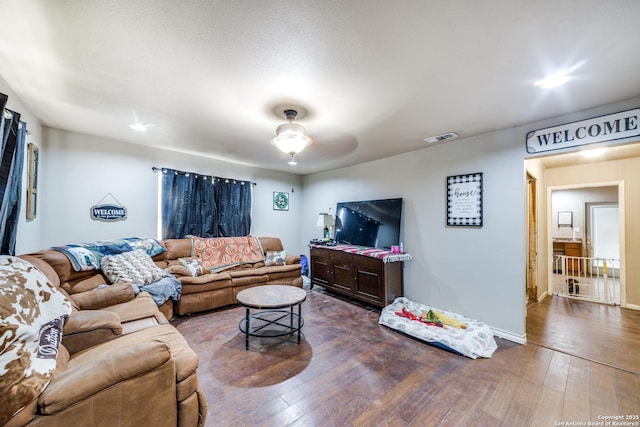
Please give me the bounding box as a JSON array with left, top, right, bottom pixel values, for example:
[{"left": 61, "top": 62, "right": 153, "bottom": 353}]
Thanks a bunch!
[
  {"left": 581, "top": 147, "right": 608, "bottom": 158},
  {"left": 534, "top": 73, "right": 570, "bottom": 89},
  {"left": 129, "top": 123, "right": 149, "bottom": 132}
]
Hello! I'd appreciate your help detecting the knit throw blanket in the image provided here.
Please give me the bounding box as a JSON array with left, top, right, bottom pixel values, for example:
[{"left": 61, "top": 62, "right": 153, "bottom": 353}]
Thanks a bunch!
[
  {"left": 310, "top": 244, "right": 412, "bottom": 263},
  {"left": 188, "top": 235, "right": 265, "bottom": 272}
]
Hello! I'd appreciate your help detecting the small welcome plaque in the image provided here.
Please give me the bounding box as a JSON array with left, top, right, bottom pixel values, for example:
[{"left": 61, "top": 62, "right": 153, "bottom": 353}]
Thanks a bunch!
[
  {"left": 90, "top": 204, "right": 127, "bottom": 222},
  {"left": 90, "top": 193, "right": 127, "bottom": 222}
]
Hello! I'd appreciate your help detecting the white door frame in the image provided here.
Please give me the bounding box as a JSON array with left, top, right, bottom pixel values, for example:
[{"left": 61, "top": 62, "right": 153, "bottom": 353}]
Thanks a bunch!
[{"left": 546, "top": 180, "right": 626, "bottom": 307}]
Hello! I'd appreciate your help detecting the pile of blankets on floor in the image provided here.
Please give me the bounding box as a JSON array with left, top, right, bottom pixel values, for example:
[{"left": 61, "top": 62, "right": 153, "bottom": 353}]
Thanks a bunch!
[{"left": 379, "top": 297, "right": 498, "bottom": 359}]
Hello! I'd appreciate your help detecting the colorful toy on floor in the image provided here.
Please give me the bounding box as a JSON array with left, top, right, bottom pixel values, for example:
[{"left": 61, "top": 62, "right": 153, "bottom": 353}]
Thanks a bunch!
[
  {"left": 433, "top": 310, "right": 467, "bottom": 329},
  {"left": 395, "top": 307, "right": 443, "bottom": 327}
]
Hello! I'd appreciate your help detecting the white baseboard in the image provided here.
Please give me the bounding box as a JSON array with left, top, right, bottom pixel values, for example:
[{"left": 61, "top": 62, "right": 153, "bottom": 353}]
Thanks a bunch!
[
  {"left": 537, "top": 291, "right": 548, "bottom": 302},
  {"left": 491, "top": 327, "right": 526, "bottom": 345},
  {"left": 624, "top": 303, "right": 640, "bottom": 311}
]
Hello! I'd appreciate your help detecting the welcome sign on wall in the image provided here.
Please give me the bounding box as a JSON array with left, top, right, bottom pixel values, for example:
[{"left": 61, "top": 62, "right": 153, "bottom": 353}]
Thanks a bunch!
[
  {"left": 90, "top": 193, "right": 127, "bottom": 222},
  {"left": 525, "top": 108, "right": 639, "bottom": 154}
]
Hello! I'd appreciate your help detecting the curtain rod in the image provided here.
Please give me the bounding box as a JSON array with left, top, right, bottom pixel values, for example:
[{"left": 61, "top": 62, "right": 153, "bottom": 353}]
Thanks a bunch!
[
  {"left": 152, "top": 166, "right": 256, "bottom": 186},
  {"left": 2, "top": 109, "right": 31, "bottom": 134}
]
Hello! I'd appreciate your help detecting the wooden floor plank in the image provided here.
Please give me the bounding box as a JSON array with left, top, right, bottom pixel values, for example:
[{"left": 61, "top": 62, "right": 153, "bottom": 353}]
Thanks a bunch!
[
  {"left": 614, "top": 369, "right": 640, "bottom": 415},
  {"left": 591, "top": 362, "right": 620, "bottom": 418},
  {"left": 171, "top": 289, "right": 640, "bottom": 426},
  {"left": 562, "top": 356, "right": 592, "bottom": 421}
]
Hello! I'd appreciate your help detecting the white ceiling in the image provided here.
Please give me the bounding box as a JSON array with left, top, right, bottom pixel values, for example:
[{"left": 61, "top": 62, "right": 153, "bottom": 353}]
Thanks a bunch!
[{"left": 1, "top": 1, "right": 640, "bottom": 174}]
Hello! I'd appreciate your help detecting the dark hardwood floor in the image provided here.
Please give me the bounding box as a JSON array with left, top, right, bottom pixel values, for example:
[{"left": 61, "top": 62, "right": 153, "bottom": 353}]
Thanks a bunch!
[
  {"left": 172, "top": 289, "right": 640, "bottom": 426},
  {"left": 527, "top": 295, "right": 640, "bottom": 374}
]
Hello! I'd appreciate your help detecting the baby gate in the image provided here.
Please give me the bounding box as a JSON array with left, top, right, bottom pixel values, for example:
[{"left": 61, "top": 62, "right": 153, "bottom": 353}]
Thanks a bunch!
[{"left": 553, "top": 255, "right": 620, "bottom": 305}]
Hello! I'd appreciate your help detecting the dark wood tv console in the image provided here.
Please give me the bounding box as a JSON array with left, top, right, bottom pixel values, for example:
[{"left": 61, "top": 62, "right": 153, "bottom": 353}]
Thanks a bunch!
[{"left": 310, "top": 246, "right": 404, "bottom": 308}]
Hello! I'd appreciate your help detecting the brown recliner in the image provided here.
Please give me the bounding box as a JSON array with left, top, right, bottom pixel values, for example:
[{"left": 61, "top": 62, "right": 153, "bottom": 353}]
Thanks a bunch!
[{"left": 9, "top": 255, "right": 208, "bottom": 427}]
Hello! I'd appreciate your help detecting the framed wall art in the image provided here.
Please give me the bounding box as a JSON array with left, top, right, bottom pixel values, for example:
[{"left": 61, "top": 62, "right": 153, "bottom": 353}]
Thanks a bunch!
[
  {"left": 26, "top": 143, "right": 39, "bottom": 220},
  {"left": 446, "top": 172, "right": 483, "bottom": 227},
  {"left": 273, "top": 191, "right": 289, "bottom": 211},
  {"left": 558, "top": 211, "right": 573, "bottom": 227}
]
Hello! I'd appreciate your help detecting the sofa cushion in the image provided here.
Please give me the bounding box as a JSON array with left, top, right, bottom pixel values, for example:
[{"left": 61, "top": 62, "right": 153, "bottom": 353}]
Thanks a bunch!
[
  {"left": 0, "top": 256, "right": 72, "bottom": 426},
  {"left": 70, "top": 282, "right": 136, "bottom": 310},
  {"left": 258, "top": 236, "right": 284, "bottom": 252},
  {"left": 70, "top": 324, "right": 198, "bottom": 388},
  {"left": 38, "top": 339, "right": 172, "bottom": 415},
  {"left": 163, "top": 238, "right": 193, "bottom": 260},
  {"left": 101, "top": 249, "right": 165, "bottom": 286},
  {"left": 104, "top": 291, "right": 168, "bottom": 324}
]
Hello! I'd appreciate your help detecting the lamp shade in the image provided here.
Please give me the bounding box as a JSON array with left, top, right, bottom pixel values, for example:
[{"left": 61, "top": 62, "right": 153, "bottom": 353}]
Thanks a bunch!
[
  {"left": 271, "top": 109, "right": 312, "bottom": 156},
  {"left": 317, "top": 213, "right": 336, "bottom": 227},
  {"left": 271, "top": 123, "right": 311, "bottom": 155}
]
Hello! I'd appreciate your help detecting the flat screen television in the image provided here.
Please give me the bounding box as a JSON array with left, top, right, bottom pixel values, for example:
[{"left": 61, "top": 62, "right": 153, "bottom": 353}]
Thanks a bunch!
[{"left": 334, "top": 198, "right": 403, "bottom": 250}]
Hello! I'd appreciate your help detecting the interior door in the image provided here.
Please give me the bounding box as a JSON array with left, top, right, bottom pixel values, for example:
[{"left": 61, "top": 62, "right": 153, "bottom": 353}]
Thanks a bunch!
[{"left": 590, "top": 204, "right": 620, "bottom": 270}]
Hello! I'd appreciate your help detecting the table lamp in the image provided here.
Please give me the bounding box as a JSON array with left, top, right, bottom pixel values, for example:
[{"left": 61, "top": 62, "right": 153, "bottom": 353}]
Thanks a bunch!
[{"left": 317, "top": 213, "right": 336, "bottom": 240}]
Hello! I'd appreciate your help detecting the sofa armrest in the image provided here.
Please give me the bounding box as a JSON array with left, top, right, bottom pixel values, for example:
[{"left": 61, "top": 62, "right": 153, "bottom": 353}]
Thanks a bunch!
[
  {"left": 285, "top": 254, "right": 301, "bottom": 265},
  {"left": 70, "top": 282, "right": 136, "bottom": 310},
  {"left": 62, "top": 310, "right": 123, "bottom": 353},
  {"left": 39, "top": 340, "right": 172, "bottom": 415}
]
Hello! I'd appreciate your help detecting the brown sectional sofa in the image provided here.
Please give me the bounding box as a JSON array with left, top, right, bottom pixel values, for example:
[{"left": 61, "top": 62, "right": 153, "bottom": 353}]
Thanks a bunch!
[
  {"left": 5, "top": 236, "right": 301, "bottom": 427},
  {"left": 24, "top": 236, "right": 302, "bottom": 319}
]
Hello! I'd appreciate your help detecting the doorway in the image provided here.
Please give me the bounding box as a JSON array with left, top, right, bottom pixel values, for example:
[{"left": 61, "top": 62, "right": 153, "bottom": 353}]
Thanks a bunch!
[{"left": 549, "top": 184, "right": 624, "bottom": 306}]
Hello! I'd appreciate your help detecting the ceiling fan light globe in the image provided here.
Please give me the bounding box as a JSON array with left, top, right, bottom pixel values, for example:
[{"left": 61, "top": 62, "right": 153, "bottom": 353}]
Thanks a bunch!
[{"left": 271, "top": 133, "right": 311, "bottom": 155}]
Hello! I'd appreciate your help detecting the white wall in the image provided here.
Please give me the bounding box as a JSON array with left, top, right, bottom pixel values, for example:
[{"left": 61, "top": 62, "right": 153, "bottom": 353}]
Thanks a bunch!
[
  {"left": 31, "top": 127, "right": 304, "bottom": 255},
  {"left": 303, "top": 127, "right": 527, "bottom": 340},
  {"left": 0, "top": 74, "right": 44, "bottom": 254}
]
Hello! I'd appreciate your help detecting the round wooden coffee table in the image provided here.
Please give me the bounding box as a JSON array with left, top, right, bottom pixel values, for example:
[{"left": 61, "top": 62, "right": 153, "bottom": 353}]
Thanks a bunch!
[{"left": 236, "top": 285, "right": 307, "bottom": 350}]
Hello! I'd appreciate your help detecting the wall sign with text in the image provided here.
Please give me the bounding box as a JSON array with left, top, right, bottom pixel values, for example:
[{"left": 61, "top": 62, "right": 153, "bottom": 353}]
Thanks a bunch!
[
  {"left": 273, "top": 192, "right": 289, "bottom": 211},
  {"left": 90, "top": 193, "right": 127, "bottom": 222},
  {"left": 525, "top": 108, "right": 639, "bottom": 154},
  {"left": 446, "top": 173, "right": 483, "bottom": 227}
]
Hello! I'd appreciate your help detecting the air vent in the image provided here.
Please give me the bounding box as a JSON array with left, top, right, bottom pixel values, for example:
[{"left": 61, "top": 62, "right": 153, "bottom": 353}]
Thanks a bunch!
[{"left": 423, "top": 132, "right": 459, "bottom": 143}]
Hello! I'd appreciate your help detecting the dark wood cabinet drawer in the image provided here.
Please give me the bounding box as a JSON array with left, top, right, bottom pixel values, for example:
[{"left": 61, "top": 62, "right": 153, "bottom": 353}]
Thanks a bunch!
[
  {"left": 309, "top": 246, "right": 404, "bottom": 308},
  {"left": 352, "top": 254, "right": 382, "bottom": 270},
  {"left": 329, "top": 251, "right": 352, "bottom": 264}
]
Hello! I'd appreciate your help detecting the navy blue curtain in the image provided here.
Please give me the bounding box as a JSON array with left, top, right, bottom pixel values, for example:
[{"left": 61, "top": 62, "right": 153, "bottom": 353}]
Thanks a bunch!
[
  {"left": 0, "top": 93, "right": 26, "bottom": 255},
  {"left": 161, "top": 168, "right": 216, "bottom": 238},
  {"left": 160, "top": 168, "right": 252, "bottom": 238},
  {"left": 214, "top": 178, "right": 252, "bottom": 237}
]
